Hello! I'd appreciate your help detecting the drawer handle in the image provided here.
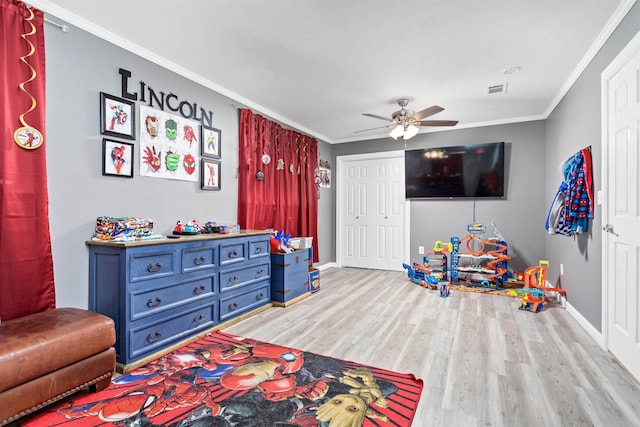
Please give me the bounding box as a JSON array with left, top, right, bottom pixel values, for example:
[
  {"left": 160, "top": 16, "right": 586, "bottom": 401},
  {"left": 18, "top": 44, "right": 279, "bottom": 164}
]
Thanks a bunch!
[
  {"left": 146, "top": 297, "right": 161, "bottom": 307},
  {"left": 193, "top": 314, "right": 206, "bottom": 323},
  {"left": 228, "top": 276, "right": 239, "bottom": 284},
  {"left": 147, "top": 332, "right": 162, "bottom": 343},
  {"left": 193, "top": 285, "right": 206, "bottom": 294},
  {"left": 228, "top": 302, "right": 238, "bottom": 311},
  {"left": 193, "top": 256, "right": 206, "bottom": 265},
  {"left": 229, "top": 250, "right": 238, "bottom": 258},
  {"left": 255, "top": 246, "right": 262, "bottom": 253},
  {"left": 256, "top": 269, "right": 266, "bottom": 277},
  {"left": 147, "top": 262, "right": 162, "bottom": 272},
  {"left": 256, "top": 293, "right": 264, "bottom": 300}
]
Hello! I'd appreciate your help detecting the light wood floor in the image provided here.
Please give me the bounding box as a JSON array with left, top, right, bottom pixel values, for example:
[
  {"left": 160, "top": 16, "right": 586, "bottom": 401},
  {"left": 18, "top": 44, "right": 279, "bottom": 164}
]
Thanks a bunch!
[{"left": 225, "top": 267, "right": 640, "bottom": 427}]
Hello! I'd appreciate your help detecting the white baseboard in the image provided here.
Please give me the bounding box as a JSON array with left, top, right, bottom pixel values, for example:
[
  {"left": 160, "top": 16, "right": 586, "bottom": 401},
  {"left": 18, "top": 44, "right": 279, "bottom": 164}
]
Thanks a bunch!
[
  {"left": 542, "top": 280, "right": 604, "bottom": 348},
  {"left": 317, "top": 262, "right": 337, "bottom": 271},
  {"left": 565, "top": 299, "right": 605, "bottom": 348}
]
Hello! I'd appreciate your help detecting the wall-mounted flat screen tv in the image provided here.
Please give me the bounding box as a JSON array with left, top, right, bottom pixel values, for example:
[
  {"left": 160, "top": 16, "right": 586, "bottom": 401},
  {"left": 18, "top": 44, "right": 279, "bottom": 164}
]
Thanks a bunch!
[{"left": 405, "top": 141, "right": 505, "bottom": 199}]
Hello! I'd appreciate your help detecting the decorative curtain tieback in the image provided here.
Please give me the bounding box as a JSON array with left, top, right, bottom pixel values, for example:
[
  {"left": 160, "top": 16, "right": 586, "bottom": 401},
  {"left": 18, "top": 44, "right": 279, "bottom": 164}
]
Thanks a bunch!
[{"left": 14, "top": 5, "right": 43, "bottom": 150}]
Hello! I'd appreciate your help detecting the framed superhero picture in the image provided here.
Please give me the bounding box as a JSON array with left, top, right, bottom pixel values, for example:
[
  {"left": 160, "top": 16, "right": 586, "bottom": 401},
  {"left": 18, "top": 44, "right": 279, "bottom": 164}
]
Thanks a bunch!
[
  {"left": 100, "top": 92, "right": 136, "bottom": 140},
  {"left": 201, "top": 125, "right": 221, "bottom": 159},
  {"left": 201, "top": 159, "right": 221, "bottom": 191},
  {"left": 102, "top": 139, "right": 134, "bottom": 178},
  {"left": 139, "top": 106, "right": 200, "bottom": 182}
]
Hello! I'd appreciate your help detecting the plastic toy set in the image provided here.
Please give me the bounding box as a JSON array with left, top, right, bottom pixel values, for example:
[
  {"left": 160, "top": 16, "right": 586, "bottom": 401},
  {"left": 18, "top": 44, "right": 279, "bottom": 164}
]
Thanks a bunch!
[
  {"left": 507, "top": 260, "right": 567, "bottom": 313},
  {"left": 451, "top": 223, "right": 510, "bottom": 288},
  {"left": 403, "top": 223, "right": 510, "bottom": 295},
  {"left": 403, "top": 223, "right": 567, "bottom": 313},
  {"left": 172, "top": 219, "right": 239, "bottom": 235},
  {"left": 402, "top": 261, "right": 451, "bottom": 299}
]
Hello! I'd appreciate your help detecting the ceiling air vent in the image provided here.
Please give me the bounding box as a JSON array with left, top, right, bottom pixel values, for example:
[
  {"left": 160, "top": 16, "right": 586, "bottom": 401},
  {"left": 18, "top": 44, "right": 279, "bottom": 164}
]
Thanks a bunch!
[{"left": 487, "top": 83, "right": 508, "bottom": 95}]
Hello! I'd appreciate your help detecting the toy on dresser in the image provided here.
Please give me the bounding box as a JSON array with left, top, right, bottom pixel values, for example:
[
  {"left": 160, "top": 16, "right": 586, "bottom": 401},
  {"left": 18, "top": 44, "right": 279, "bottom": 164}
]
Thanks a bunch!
[{"left": 92, "top": 216, "right": 158, "bottom": 241}]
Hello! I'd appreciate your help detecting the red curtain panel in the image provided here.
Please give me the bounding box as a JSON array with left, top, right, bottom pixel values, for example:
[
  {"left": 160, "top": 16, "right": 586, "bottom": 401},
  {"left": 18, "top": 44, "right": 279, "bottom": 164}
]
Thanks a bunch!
[
  {"left": 0, "top": 0, "right": 56, "bottom": 320},
  {"left": 238, "top": 109, "right": 319, "bottom": 262}
]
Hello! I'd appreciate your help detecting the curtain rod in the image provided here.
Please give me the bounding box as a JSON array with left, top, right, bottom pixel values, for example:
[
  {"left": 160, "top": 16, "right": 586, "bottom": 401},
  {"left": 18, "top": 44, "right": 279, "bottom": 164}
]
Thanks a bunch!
[
  {"left": 234, "top": 105, "right": 288, "bottom": 129},
  {"left": 233, "top": 104, "right": 318, "bottom": 141},
  {"left": 45, "top": 17, "right": 69, "bottom": 32},
  {"left": 24, "top": 2, "right": 68, "bottom": 32}
]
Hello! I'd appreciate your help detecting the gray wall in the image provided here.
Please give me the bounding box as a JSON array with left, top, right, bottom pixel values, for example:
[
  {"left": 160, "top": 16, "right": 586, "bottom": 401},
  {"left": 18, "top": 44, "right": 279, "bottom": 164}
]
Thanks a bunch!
[
  {"left": 333, "top": 121, "right": 547, "bottom": 274},
  {"left": 545, "top": 2, "right": 640, "bottom": 331},
  {"left": 317, "top": 143, "right": 336, "bottom": 263},
  {"left": 44, "top": 20, "right": 333, "bottom": 309}
]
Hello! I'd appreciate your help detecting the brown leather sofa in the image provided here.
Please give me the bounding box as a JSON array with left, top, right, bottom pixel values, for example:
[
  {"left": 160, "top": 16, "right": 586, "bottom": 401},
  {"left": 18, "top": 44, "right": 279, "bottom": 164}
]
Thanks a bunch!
[{"left": 0, "top": 308, "right": 116, "bottom": 426}]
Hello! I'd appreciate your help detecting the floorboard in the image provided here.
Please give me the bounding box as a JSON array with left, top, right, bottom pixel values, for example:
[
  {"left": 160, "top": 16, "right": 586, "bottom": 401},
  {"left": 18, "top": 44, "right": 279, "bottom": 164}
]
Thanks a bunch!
[{"left": 225, "top": 267, "right": 640, "bottom": 427}]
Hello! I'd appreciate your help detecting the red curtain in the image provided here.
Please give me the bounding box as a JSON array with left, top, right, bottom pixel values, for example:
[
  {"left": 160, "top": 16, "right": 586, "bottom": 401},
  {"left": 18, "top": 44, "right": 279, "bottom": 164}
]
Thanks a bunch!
[
  {"left": 238, "top": 109, "right": 319, "bottom": 262},
  {"left": 0, "top": 0, "right": 55, "bottom": 320}
]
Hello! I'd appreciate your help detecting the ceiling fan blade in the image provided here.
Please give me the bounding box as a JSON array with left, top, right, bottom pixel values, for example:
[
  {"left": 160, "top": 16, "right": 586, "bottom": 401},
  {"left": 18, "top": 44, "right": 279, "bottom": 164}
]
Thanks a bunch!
[
  {"left": 411, "top": 105, "right": 444, "bottom": 121},
  {"left": 354, "top": 124, "right": 394, "bottom": 133},
  {"left": 416, "top": 120, "right": 459, "bottom": 127},
  {"left": 363, "top": 113, "right": 393, "bottom": 122}
]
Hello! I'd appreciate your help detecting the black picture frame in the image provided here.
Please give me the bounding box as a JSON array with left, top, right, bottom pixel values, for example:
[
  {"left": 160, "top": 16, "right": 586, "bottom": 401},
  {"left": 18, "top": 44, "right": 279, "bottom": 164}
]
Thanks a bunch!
[
  {"left": 102, "top": 138, "right": 134, "bottom": 178},
  {"left": 201, "top": 125, "right": 221, "bottom": 159},
  {"left": 201, "top": 159, "right": 221, "bottom": 190},
  {"left": 100, "top": 92, "right": 135, "bottom": 140}
]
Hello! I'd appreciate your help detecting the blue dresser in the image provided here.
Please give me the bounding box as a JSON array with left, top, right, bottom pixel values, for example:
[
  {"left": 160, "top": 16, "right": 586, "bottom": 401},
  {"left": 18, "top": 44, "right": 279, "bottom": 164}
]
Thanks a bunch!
[
  {"left": 87, "top": 231, "right": 270, "bottom": 372},
  {"left": 271, "top": 248, "right": 312, "bottom": 306}
]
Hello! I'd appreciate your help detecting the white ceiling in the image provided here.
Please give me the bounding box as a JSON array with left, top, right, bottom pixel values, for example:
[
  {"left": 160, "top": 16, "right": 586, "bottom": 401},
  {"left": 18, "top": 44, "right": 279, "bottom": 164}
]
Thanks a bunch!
[{"left": 32, "top": 0, "right": 634, "bottom": 144}]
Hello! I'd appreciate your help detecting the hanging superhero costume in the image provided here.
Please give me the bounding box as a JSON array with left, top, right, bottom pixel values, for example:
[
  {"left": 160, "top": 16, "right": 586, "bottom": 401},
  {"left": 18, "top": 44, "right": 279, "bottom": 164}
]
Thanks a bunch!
[{"left": 546, "top": 147, "right": 594, "bottom": 236}]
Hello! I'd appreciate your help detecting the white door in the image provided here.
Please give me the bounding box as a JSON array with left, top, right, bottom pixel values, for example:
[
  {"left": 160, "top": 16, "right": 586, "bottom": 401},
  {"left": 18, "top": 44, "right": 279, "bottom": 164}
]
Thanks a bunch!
[
  {"left": 337, "top": 152, "right": 406, "bottom": 271},
  {"left": 603, "top": 35, "right": 640, "bottom": 383}
]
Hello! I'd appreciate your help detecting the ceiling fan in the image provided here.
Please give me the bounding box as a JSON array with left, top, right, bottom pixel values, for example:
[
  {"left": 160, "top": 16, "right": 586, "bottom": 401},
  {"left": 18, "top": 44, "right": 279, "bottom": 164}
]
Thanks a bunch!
[{"left": 357, "top": 98, "right": 458, "bottom": 140}]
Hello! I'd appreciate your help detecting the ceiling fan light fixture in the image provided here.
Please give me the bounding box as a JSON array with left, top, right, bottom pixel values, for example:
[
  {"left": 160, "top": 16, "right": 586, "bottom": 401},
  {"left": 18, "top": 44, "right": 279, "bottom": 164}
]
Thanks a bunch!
[
  {"left": 389, "top": 125, "right": 404, "bottom": 140},
  {"left": 362, "top": 99, "right": 457, "bottom": 138},
  {"left": 404, "top": 124, "right": 419, "bottom": 140},
  {"left": 389, "top": 123, "right": 419, "bottom": 140}
]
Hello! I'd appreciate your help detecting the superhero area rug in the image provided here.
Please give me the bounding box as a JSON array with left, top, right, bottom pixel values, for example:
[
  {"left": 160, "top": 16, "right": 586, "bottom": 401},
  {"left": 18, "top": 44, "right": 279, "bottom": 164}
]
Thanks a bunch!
[{"left": 23, "top": 331, "right": 423, "bottom": 426}]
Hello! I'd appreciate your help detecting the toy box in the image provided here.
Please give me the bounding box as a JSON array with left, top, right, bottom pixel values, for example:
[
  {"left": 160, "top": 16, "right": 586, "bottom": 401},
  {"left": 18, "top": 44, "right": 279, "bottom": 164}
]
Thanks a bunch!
[{"left": 271, "top": 250, "right": 311, "bottom": 304}]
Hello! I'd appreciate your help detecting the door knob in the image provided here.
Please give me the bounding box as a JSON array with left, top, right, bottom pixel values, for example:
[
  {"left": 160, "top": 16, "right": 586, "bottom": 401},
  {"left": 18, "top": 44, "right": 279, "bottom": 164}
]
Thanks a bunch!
[{"left": 603, "top": 223, "right": 619, "bottom": 236}]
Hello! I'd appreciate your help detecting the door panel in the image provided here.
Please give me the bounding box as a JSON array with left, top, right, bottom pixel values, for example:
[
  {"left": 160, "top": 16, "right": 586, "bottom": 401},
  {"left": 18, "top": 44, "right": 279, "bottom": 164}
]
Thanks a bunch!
[
  {"left": 606, "top": 48, "right": 640, "bottom": 382},
  {"left": 340, "top": 155, "right": 405, "bottom": 270}
]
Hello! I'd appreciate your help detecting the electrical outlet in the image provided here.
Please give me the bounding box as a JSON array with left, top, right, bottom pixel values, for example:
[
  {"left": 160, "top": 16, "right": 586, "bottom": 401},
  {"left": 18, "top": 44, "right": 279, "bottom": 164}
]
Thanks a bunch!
[
  {"left": 418, "top": 246, "right": 425, "bottom": 254},
  {"left": 560, "top": 263, "right": 564, "bottom": 275}
]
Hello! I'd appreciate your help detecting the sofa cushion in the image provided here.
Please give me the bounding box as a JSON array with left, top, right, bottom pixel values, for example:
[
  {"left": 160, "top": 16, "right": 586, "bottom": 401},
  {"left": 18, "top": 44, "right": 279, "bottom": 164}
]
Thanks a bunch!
[{"left": 0, "top": 308, "right": 115, "bottom": 393}]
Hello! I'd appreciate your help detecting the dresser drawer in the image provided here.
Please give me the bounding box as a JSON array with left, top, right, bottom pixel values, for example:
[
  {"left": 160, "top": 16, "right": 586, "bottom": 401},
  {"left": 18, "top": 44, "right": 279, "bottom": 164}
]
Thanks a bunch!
[
  {"left": 181, "top": 244, "right": 217, "bottom": 273},
  {"left": 130, "top": 303, "right": 216, "bottom": 359},
  {"left": 130, "top": 250, "right": 176, "bottom": 283},
  {"left": 220, "top": 241, "right": 246, "bottom": 266},
  {"left": 130, "top": 275, "right": 216, "bottom": 321},
  {"left": 249, "top": 239, "right": 270, "bottom": 260},
  {"left": 220, "top": 262, "right": 270, "bottom": 293},
  {"left": 220, "top": 282, "right": 270, "bottom": 322}
]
